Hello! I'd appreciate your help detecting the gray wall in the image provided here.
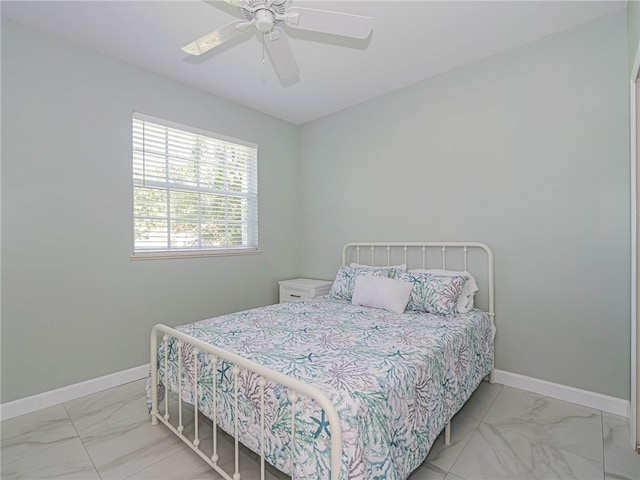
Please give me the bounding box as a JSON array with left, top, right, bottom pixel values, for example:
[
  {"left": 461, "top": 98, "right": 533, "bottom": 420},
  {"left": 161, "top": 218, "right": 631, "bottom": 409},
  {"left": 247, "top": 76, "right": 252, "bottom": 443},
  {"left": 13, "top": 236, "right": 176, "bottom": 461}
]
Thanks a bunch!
[
  {"left": 1, "top": 19, "right": 301, "bottom": 403},
  {"left": 299, "top": 11, "right": 631, "bottom": 399},
  {"left": 1, "top": 10, "right": 632, "bottom": 404}
]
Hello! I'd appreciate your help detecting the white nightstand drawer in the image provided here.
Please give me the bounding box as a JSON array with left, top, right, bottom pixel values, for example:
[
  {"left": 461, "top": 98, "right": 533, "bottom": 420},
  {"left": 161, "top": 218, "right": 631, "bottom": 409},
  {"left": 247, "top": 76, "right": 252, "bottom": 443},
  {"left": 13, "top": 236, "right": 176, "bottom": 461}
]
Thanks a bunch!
[
  {"left": 278, "top": 278, "right": 333, "bottom": 303},
  {"left": 280, "top": 286, "right": 314, "bottom": 303}
]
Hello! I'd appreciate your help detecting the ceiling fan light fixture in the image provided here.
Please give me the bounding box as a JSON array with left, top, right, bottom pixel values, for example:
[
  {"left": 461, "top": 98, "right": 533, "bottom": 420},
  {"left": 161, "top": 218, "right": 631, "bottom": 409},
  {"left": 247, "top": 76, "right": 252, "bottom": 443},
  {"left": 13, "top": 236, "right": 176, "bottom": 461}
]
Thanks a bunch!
[{"left": 255, "top": 9, "right": 274, "bottom": 33}]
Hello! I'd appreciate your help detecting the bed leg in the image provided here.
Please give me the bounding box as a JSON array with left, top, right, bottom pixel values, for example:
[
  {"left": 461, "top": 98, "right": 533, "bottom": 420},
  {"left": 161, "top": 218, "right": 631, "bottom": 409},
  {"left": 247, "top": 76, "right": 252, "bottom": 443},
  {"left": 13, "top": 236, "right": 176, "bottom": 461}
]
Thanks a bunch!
[
  {"left": 150, "top": 327, "right": 159, "bottom": 426},
  {"left": 445, "top": 422, "right": 451, "bottom": 445},
  {"left": 489, "top": 369, "right": 496, "bottom": 384}
]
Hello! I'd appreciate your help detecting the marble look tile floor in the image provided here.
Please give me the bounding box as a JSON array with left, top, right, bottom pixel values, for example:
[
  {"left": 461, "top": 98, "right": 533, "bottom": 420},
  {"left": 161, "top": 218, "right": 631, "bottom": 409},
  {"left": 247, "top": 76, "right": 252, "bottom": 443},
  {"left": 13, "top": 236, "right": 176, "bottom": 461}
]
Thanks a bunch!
[{"left": 1, "top": 379, "right": 638, "bottom": 480}]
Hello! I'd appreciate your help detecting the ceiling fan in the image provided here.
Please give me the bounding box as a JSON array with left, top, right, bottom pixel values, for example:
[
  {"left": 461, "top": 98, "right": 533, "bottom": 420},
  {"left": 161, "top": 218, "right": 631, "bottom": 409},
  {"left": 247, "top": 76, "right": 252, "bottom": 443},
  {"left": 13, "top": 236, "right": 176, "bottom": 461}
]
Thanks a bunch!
[{"left": 182, "top": 0, "right": 373, "bottom": 80}]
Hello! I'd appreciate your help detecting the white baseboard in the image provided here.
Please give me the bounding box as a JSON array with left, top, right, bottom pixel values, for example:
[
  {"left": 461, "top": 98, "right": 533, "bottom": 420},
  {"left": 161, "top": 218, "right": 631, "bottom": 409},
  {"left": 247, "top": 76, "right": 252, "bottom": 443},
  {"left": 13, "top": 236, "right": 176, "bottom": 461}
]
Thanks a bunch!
[
  {"left": 0, "top": 364, "right": 150, "bottom": 421},
  {"left": 494, "top": 369, "right": 630, "bottom": 417}
]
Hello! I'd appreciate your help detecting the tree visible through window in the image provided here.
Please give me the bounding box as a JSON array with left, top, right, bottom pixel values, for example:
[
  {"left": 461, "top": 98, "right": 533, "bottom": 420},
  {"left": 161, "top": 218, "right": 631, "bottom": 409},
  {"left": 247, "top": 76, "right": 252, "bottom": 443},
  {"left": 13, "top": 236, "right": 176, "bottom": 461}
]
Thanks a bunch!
[{"left": 132, "top": 113, "right": 258, "bottom": 255}]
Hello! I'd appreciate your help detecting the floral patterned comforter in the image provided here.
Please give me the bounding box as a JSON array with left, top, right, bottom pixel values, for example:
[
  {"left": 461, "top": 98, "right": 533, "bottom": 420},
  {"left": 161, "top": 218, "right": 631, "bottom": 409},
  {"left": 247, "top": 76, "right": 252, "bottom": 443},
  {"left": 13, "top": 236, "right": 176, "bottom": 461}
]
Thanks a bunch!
[{"left": 149, "top": 297, "right": 494, "bottom": 480}]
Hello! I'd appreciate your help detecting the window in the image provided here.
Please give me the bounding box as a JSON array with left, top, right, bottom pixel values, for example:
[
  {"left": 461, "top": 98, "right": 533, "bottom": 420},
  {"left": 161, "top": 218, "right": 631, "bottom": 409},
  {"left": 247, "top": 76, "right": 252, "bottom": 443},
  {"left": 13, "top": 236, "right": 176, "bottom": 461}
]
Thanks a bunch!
[{"left": 132, "top": 113, "right": 258, "bottom": 257}]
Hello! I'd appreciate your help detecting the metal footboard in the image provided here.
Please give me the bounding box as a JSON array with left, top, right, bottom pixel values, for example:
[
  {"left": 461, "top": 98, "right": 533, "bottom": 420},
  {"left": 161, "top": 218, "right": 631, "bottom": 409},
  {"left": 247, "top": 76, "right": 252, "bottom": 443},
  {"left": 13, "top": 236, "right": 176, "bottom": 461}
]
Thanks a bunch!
[{"left": 150, "top": 324, "right": 343, "bottom": 480}]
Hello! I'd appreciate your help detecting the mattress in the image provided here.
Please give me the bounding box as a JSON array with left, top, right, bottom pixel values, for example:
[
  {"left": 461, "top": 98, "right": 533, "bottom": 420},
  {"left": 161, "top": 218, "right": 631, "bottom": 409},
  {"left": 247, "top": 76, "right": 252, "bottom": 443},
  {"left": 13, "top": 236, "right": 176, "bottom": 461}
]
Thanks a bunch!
[{"left": 149, "top": 297, "right": 494, "bottom": 480}]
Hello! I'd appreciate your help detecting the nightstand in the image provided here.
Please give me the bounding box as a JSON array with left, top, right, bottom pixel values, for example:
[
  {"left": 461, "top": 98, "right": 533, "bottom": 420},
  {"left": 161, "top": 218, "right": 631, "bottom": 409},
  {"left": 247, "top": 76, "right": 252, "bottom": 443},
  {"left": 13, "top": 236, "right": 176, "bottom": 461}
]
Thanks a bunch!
[{"left": 278, "top": 278, "right": 333, "bottom": 303}]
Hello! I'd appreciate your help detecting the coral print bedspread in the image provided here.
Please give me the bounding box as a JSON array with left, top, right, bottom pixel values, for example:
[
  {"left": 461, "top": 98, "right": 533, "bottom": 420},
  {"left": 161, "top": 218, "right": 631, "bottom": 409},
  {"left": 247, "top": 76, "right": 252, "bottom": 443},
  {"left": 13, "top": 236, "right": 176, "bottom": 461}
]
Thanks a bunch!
[{"left": 150, "top": 297, "right": 494, "bottom": 480}]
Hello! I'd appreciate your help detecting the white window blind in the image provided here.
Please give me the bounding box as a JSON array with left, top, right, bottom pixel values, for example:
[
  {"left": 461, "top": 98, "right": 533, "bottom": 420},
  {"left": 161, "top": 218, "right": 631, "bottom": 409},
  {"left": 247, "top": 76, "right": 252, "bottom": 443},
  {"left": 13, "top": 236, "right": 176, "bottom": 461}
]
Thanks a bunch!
[{"left": 132, "top": 113, "right": 258, "bottom": 256}]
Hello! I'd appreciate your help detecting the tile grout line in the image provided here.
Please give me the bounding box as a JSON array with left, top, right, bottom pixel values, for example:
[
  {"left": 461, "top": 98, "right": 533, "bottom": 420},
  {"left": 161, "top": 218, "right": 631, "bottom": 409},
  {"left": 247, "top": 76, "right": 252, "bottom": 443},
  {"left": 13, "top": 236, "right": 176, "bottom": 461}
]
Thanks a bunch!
[
  {"left": 488, "top": 386, "right": 609, "bottom": 466},
  {"left": 476, "top": 382, "right": 504, "bottom": 423},
  {"left": 0, "top": 404, "right": 79, "bottom": 470},
  {"left": 62, "top": 401, "right": 104, "bottom": 480},
  {"left": 444, "top": 383, "right": 504, "bottom": 479},
  {"left": 447, "top": 385, "right": 613, "bottom": 480}
]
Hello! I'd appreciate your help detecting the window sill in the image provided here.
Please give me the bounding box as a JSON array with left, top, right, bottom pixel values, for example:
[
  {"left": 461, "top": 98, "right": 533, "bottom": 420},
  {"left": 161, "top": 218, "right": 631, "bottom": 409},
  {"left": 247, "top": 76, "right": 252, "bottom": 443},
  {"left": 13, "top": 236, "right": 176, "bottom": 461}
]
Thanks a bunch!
[{"left": 130, "top": 248, "right": 261, "bottom": 261}]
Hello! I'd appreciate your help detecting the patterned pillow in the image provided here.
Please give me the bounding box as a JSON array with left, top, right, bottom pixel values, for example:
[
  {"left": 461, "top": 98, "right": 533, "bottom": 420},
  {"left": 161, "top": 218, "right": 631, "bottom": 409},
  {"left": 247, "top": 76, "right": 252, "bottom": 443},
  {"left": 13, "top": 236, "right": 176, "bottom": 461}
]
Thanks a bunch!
[
  {"left": 409, "top": 269, "right": 478, "bottom": 313},
  {"left": 329, "top": 265, "right": 391, "bottom": 301},
  {"left": 398, "top": 272, "right": 466, "bottom": 316}
]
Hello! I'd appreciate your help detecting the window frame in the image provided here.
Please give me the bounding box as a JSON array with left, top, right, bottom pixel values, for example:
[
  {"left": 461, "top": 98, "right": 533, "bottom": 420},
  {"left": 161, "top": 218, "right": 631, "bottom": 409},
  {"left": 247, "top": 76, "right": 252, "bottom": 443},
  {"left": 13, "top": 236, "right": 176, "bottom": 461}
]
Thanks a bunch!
[{"left": 130, "top": 112, "right": 259, "bottom": 260}]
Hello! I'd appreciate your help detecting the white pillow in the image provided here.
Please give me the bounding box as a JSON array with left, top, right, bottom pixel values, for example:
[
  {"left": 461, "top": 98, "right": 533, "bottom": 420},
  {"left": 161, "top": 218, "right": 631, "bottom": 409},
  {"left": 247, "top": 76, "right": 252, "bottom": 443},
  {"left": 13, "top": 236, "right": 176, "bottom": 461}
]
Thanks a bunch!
[
  {"left": 408, "top": 269, "right": 478, "bottom": 313},
  {"left": 351, "top": 276, "right": 413, "bottom": 314}
]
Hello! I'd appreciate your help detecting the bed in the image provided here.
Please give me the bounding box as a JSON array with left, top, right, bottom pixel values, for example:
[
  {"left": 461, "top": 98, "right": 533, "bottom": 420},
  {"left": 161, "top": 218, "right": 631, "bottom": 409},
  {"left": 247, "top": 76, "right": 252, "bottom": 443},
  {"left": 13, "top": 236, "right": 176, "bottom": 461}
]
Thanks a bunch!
[{"left": 148, "top": 242, "right": 495, "bottom": 480}]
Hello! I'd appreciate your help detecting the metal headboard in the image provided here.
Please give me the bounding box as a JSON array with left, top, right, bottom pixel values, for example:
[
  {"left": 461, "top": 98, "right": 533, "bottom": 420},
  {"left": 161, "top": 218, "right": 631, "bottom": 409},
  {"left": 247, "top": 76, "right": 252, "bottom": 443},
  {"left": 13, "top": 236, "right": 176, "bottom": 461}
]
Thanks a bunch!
[{"left": 342, "top": 241, "right": 495, "bottom": 318}]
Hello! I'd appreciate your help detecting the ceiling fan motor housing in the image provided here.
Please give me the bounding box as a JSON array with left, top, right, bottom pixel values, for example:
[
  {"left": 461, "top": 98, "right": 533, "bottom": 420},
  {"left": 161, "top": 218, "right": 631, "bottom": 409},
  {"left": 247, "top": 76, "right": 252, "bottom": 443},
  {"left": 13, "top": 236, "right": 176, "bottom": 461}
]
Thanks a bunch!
[{"left": 241, "top": 1, "right": 285, "bottom": 33}]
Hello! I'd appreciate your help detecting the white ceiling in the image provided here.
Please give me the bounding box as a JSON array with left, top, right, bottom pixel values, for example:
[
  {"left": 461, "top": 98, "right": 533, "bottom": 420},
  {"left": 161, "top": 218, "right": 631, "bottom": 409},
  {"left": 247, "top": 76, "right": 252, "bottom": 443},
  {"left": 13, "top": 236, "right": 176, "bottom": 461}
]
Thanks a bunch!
[{"left": 1, "top": 0, "right": 627, "bottom": 125}]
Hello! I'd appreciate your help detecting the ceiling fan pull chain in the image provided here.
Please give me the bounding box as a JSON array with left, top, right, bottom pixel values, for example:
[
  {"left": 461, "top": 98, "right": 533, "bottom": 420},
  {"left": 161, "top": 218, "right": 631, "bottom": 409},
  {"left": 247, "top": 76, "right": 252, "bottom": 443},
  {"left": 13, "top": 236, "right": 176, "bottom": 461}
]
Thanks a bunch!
[{"left": 262, "top": 32, "right": 266, "bottom": 64}]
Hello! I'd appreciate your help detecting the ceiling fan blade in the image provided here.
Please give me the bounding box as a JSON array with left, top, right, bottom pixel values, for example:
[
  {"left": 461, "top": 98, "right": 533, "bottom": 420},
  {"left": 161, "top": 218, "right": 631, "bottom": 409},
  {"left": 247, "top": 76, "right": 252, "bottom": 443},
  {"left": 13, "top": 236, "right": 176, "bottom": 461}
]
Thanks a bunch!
[
  {"left": 264, "top": 28, "right": 299, "bottom": 79},
  {"left": 182, "top": 20, "right": 250, "bottom": 56},
  {"left": 222, "top": 0, "right": 245, "bottom": 6},
  {"left": 284, "top": 7, "right": 373, "bottom": 39}
]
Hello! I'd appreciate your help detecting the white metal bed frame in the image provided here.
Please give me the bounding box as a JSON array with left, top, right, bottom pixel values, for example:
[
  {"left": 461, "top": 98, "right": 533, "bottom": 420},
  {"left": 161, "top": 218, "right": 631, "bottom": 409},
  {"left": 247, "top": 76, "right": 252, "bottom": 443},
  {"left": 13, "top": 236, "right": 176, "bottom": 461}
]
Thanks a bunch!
[{"left": 149, "top": 242, "right": 495, "bottom": 480}]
